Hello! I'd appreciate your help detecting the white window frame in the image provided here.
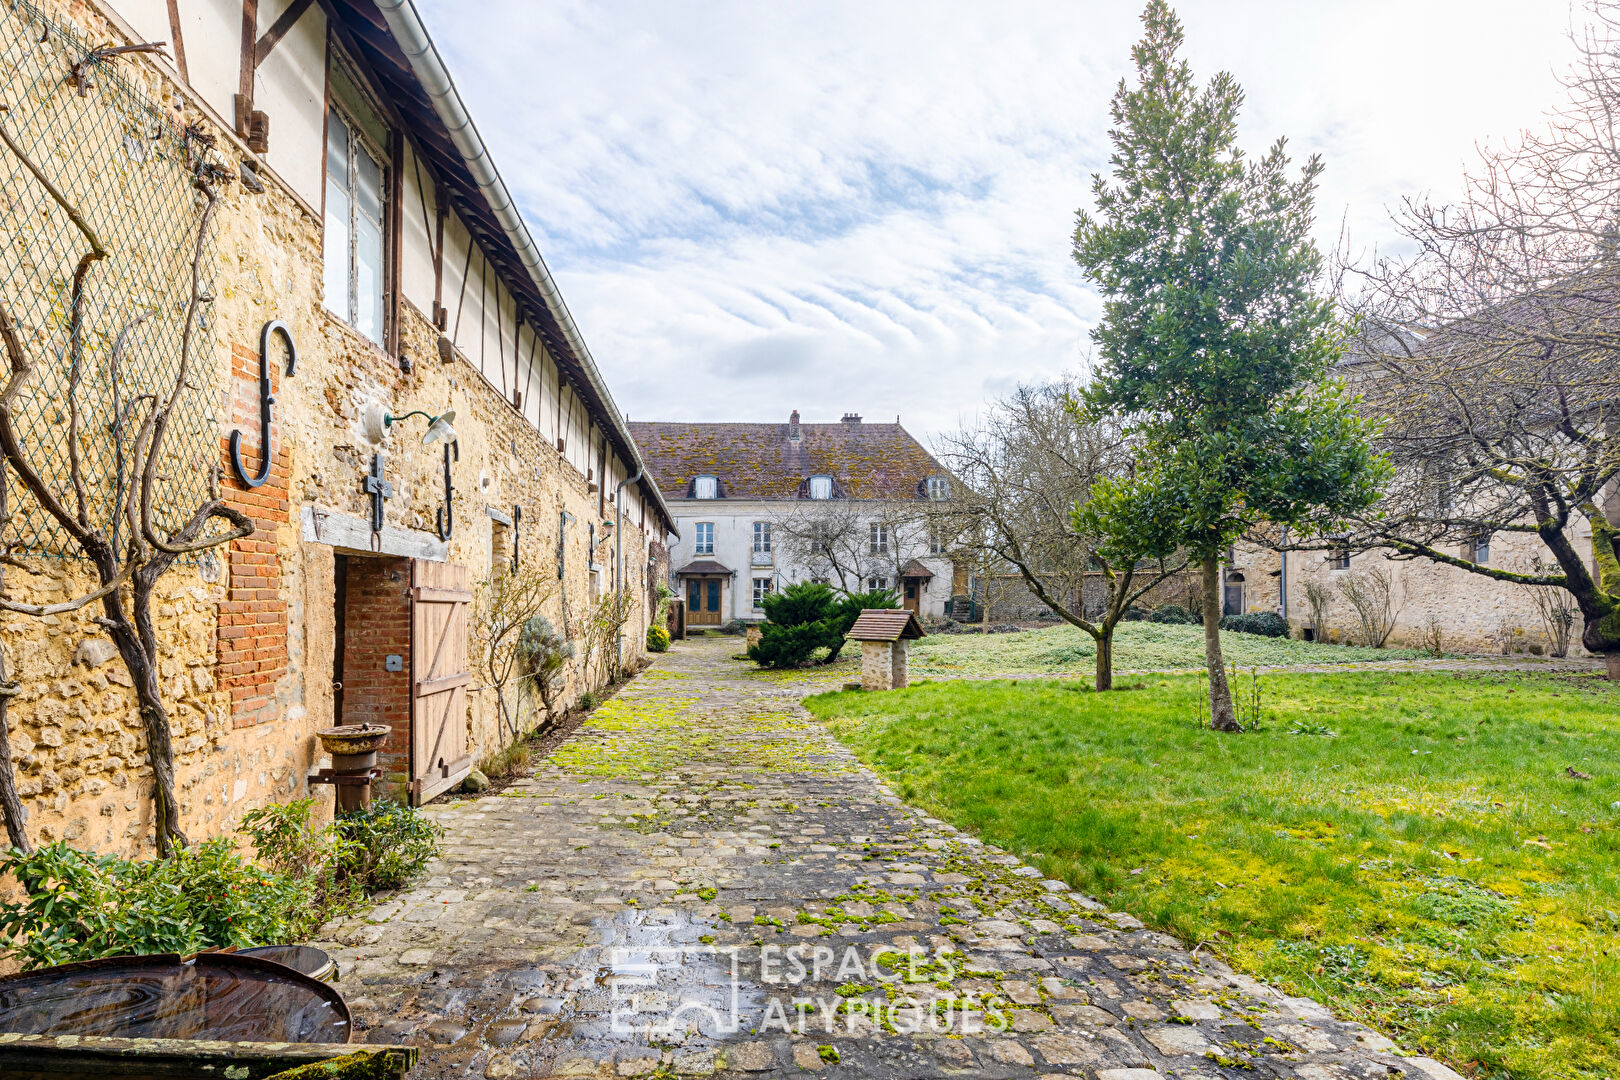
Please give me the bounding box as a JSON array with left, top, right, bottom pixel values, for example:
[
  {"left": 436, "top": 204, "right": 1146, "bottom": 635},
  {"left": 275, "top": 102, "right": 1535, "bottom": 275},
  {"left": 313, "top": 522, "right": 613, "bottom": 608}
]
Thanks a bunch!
[
  {"left": 322, "top": 102, "right": 388, "bottom": 345},
  {"left": 868, "top": 576, "right": 889, "bottom": 592},
  {"left": 869, "top": 523, "right": 889, "bottom": 555},
  {"left": 694, "top": 521, "right": 715, "bottom": 556},
  {"left": 808, "top": 475, "right": 833, "bottom": 500},
  {"left": 752, "top": 577, "right": 773, "bottom": 609},
  {"left": 1473, "top": 533, "right": 1491, "bottom": 565},
  {"left": 928, "top": 526, "right": 945, "bottom": 555},
  {"left": 752, "top": 521, "right": 772, "bottom": 563},
  {"left": 926, "top": 475, "right": 950, "bottom": 500},
  {"left": 694, "top": 475, "right": 718, "bottom": 500}
]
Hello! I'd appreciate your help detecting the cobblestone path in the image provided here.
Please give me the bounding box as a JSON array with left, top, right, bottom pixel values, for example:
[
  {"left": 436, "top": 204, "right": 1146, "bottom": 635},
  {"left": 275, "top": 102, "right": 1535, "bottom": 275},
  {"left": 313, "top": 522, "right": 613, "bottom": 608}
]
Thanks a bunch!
[{"left": 318, "top": 635, "right": 1462, "bottom": 1080}]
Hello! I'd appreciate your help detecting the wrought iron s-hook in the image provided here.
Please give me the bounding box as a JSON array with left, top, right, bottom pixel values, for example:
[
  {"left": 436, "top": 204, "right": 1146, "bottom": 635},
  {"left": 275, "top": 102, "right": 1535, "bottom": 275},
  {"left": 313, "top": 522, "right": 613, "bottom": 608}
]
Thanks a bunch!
[
  {"left": 229, "top": 320, "right": 297, "bottom": 488},
  {"left": 435, "top": 439, "right": 459, "bottom": 540}
]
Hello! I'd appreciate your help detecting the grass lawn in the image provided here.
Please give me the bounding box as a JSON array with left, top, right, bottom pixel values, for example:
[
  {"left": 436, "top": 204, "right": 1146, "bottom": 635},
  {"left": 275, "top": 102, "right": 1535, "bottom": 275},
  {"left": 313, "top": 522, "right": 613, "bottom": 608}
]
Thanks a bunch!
[
  {"left": 805, "top": 670, "right": 1620, "bottom": 1079},
  {"left": 909, "top": 620, "right": 1432, "bottom": 676}
]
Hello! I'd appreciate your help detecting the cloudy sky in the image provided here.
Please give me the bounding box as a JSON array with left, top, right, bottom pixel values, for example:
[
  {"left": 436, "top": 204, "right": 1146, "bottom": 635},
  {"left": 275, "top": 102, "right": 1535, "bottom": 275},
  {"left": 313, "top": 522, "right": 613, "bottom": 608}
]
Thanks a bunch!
[{"left": 417, "top": 0, "right": 1577, "bottom": 442}]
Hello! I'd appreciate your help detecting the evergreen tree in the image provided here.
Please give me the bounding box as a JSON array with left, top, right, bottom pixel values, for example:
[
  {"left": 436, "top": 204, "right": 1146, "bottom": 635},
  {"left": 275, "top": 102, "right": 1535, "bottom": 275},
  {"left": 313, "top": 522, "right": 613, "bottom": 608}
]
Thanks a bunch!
[{"left": 1073, "top": 1, "right": 1387, "bottom": 730}]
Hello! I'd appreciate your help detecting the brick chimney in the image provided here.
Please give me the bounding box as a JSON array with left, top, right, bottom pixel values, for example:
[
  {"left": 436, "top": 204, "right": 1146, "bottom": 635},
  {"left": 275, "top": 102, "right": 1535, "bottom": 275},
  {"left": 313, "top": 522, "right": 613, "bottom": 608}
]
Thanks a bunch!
[
  {"left": 841, "top": 412, "right": 862, "bottom": 424},
  {"left": 789, "top": 409, "right": 800, "bottom": 440}
]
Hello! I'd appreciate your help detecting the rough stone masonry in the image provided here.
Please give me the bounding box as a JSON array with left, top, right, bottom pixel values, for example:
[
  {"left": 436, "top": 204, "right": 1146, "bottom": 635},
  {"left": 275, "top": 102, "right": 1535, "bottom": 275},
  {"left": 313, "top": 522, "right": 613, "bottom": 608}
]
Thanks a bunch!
[{"left": 317, "top": 636, "right": 1463, "bottom": 1080}]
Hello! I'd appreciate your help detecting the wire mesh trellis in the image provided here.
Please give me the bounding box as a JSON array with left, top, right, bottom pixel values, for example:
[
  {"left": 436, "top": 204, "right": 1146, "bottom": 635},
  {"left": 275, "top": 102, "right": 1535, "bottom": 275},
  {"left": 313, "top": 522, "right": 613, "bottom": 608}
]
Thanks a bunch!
[{"left": 0, "top": 0, "right": 224, "bottom": 560}]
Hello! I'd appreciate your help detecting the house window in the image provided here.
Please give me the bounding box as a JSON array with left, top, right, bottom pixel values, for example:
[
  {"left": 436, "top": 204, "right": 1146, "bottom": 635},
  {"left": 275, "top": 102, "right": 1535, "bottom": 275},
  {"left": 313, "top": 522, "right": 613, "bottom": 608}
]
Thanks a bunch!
[
  {"left": 1472, "top": 533, "right": 1491, "bottom": 565},
  {"left": 694, "top": 475, "right": 718, "bottom": 500},
  {"left": 869, "top": 523, "right": 889, "bottom": 555},
  {"left": 752, "top": 521, "right": 771, "bottom": 556},
  {"left": 868, "top": 576, "right": 889, "bottom": 592},
  {"left": 926, "top": 475, "right": 951, "bottom": 500},
  {"left": 322, "top": 106, "right": 386, "bottom": 345},
  {"left": 752, "top": 577, "right": 773, "bottom": 608},
  {"left": 694, "top": 522, "right": 715, "bottom": 556},
  {"left": 928, "top": 527, "right": 945, "bottom": 555},
  {"left": 808, "top": 475, "right": 833, "bottom": 500},
  {"left": 1328, "top": 540, "right": 1350, "bottom": 570}
]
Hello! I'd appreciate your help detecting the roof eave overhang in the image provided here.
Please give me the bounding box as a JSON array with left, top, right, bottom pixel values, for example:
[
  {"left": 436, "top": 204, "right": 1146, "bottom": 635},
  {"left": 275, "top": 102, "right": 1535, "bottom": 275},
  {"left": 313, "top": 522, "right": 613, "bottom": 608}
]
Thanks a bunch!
[{"left": 339, "top": 0, "right": 676, "bottom": 537}]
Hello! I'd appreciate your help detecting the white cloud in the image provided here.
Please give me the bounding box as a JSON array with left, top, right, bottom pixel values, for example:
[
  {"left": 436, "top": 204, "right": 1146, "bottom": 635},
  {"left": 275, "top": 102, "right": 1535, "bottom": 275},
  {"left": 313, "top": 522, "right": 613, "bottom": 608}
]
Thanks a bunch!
[{"left": 417, "top": 0, "right": 1575, "bottom": 441}]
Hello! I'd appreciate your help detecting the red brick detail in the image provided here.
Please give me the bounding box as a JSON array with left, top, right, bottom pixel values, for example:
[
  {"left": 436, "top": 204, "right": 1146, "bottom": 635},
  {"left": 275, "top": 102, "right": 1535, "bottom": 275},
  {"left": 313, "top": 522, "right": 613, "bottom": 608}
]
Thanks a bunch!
[
  {"left": 219, "top": 341, "right": 291, "bottom": 729},
  {"left": 341, "top": 556, "right": 414, "bottom": 776}
]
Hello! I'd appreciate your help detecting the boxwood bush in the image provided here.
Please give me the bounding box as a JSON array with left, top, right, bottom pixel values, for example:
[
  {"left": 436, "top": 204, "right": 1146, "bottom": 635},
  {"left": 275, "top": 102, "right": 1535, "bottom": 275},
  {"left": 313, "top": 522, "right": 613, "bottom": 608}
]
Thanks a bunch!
[{"left": 1219, "top": 611, "right": 1290, "bottom": 638}]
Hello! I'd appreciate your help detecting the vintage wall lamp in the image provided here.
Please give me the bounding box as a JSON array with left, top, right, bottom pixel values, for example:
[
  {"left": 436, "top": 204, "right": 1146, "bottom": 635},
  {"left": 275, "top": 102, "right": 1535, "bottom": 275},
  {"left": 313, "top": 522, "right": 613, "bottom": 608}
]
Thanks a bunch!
[
  {"left": 382, "top": 407, "right": 457, "bottom": 445},
  {"left": 228, "top": 320, "right": 298, "bottom": 488}
]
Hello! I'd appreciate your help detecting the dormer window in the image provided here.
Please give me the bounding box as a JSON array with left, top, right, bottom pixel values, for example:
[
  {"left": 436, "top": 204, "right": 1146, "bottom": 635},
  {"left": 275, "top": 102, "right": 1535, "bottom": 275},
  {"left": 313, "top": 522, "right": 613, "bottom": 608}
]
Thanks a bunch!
[
  {"left": 694, "top": 475, "right": 718, "bottom": 500},
  {"left": 808, "top": 475, "right": 833, "bottom": 500},
  {"left": 925, "top": 475, "right": 951, "bottom": 501}
]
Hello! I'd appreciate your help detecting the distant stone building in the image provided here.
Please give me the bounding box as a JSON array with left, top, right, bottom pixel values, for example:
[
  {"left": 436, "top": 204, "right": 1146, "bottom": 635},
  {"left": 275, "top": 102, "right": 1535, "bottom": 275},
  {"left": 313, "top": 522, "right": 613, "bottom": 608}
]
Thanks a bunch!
[{"left": 628, "top": 412, "right": 959, "bottom": 624}]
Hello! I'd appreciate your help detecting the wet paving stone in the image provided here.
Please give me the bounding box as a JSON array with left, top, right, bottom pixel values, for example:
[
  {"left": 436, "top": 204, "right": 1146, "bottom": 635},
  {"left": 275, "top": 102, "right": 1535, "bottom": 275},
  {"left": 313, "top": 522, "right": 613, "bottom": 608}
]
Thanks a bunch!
[{"left": 317, "top": 635, "right": 1462, "bottom": 1079}]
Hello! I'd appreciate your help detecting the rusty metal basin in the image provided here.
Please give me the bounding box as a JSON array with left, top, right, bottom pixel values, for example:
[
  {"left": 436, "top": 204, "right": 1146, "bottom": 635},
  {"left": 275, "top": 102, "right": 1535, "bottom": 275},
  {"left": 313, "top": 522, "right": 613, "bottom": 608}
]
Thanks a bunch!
[{"left": 316, "top": 723, "right": 391, "bottom": 755}]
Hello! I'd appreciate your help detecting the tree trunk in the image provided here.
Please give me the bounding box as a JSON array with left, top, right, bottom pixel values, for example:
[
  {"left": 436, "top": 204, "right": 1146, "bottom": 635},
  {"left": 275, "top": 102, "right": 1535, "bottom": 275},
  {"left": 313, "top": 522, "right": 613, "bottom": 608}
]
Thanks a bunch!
[
  {"left": 1202, "top": 555, "right": 1240, "bottom": 731},
  {"left": 1609, "top": 653, "right": 1620, "bottom": 682},
  {"left": 0, "top": 687, "right": 31, "bottom": 852},
  {"left": 1095, "top": 631, "right": 1113, "bottom": 691},
  {"left": 0, "top": 562, "right": 32, "bottom": 852},
  {"left": 103, "top": 586, "right": 188, "bottom": 857}
]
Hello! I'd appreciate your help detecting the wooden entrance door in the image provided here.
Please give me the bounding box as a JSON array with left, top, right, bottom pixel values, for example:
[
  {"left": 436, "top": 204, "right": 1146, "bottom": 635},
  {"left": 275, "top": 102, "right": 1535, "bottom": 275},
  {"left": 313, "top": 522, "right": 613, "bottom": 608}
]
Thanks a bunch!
[
  {"left": 687, "top": 578, "right": 723, "bottom": 625},
  {"left": 903, "top": 579, "right": 920, "bottom": 614},
  {"left": 1222, "top": 582, "right": 1244, "bottom": 617},
  {"left": 409, "top": 560, "right": 473, "bottom": 804}
]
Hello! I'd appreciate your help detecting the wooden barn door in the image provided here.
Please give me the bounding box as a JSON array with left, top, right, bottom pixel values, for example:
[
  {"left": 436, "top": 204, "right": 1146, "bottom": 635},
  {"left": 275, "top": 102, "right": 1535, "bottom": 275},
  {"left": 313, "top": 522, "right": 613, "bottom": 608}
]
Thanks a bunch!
[{"left": 409, "top": 560, "right": 473, "bottom": 804}]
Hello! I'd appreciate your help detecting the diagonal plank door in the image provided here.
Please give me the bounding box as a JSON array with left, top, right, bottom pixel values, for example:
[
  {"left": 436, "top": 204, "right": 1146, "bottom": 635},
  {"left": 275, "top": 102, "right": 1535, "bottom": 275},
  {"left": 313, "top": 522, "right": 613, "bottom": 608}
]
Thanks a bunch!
[{"left": 410, "top": 559, "right": 473, "bottom": 804}]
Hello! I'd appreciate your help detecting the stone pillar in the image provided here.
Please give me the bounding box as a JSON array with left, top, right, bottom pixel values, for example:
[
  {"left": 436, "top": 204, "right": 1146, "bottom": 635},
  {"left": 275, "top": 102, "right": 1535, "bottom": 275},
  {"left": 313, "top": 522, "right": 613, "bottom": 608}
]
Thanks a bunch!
[
  {"left": 891, "top": 639, "right": 909, "bottom": 689},
  {"left": 861, "top": 640, "right": 895, "bottom": 691}
]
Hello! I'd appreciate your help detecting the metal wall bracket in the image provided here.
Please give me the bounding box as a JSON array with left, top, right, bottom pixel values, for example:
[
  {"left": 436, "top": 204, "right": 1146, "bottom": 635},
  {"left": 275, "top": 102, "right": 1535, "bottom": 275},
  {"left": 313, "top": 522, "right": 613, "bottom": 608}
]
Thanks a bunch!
[
  {"left": 435, "top": 440, "right": 459, "bottom": 540},
  {"left": 229, "top": 320, "right": 297, "bottom": 488}
]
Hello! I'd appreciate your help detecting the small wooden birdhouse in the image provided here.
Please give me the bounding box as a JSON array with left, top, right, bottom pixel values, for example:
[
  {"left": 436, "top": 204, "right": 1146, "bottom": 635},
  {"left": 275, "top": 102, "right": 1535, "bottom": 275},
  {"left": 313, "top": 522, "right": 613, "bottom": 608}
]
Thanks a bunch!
[{"left": 847, "top": 609, "right": 925, "bottom": 691}]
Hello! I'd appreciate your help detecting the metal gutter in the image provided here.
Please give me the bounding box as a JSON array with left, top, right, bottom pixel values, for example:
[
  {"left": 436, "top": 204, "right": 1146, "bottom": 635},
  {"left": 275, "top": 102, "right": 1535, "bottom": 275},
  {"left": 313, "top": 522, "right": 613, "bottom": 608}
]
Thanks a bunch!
[{"left": 371, "top": 0, "right": 676, "bottom": 538}]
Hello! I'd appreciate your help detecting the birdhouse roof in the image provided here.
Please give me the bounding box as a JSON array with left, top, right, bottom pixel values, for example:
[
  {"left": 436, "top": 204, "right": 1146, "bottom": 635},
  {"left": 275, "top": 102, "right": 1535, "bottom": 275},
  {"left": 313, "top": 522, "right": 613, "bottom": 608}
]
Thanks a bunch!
[{"left": 847, "top": 609, "right": 925, "bottom": 642}]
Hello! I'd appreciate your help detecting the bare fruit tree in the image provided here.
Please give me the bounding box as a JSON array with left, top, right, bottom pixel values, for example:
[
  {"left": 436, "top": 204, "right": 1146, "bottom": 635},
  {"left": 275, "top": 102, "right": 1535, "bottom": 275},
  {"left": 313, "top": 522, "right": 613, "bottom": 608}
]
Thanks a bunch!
[
  {"left": 934, "top": 379, "right": 1188, "bottom": 690},
  {"left": 769, "top": 499, "right": 931, "bottom": 595},
  {"left": 1520, "top": 572, "right": 1580, "bottom": 658},
  {"left": 472, "top": 564, "right": 559, "bottom": 741},
  {"left": 1336, "top": 566, "right": 1400, "bottom": 648},
  {"left": 0, "top": 112, "right": 250, "bottom": 856},
  {"left": 1337, "top": 1, "right": 1620, "bottom": 675}
]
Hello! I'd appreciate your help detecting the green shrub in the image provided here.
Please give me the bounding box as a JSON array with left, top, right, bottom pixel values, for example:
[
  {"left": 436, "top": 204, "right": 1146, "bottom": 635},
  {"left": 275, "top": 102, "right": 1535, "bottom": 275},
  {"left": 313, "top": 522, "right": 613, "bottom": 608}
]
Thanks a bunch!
[
  {"left": 646, "top": 624, "right": 670, "bottom": 652},
  {"left": 0, "top": 799, "right": 443, "bottom": 970},
  {"left": 1219, "top": 611, "right": 1290, "bottom": 638},
  {"left": 241, "top": 795, "right": 331, "bottom": 875},
  {"left": 332, "top": 802, "right": 443, "bottom": 893},
  {"left": 1150, "top": 603, "right": 1196, "bottom": 624},
  {"left": 749, "top": 583, "right": 842, "bottom": 668},
  {"left": 720, "top": 618, "right": 748, "bottom": 636},
  {"left": 0, "top": 840, "right": 315, "bottom": 970}
]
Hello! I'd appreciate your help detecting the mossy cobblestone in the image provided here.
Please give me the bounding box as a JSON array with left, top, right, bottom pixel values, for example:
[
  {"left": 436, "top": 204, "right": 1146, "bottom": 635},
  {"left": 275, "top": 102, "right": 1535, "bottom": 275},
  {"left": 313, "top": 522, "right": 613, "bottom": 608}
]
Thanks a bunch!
[{"left": 316, "top": 636, "right": 1459, "bottom": 1080}]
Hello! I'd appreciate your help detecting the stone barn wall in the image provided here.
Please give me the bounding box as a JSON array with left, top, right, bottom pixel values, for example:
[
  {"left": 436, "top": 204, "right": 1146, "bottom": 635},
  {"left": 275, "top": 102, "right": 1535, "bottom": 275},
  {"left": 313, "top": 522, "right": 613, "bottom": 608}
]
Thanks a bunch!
[{"left": 0, "top": 0, "right": 668, "bottom": 855}]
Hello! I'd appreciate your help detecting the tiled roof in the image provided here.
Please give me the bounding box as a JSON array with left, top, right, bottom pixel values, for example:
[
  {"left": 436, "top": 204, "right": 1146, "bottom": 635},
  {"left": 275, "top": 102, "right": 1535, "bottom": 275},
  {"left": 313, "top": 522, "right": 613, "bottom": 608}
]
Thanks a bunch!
[
  {"left": 898, "top": 559, "right": 935, "bottom": 580},
  {"left": 847, "top": 609, "right": 925, "bottom": 641},
  {"left": 675, "top": 560, "right": 734, "bottom": 576},
  {"left": 625, "top": 419, "right": 949, "bottom": 501}
]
